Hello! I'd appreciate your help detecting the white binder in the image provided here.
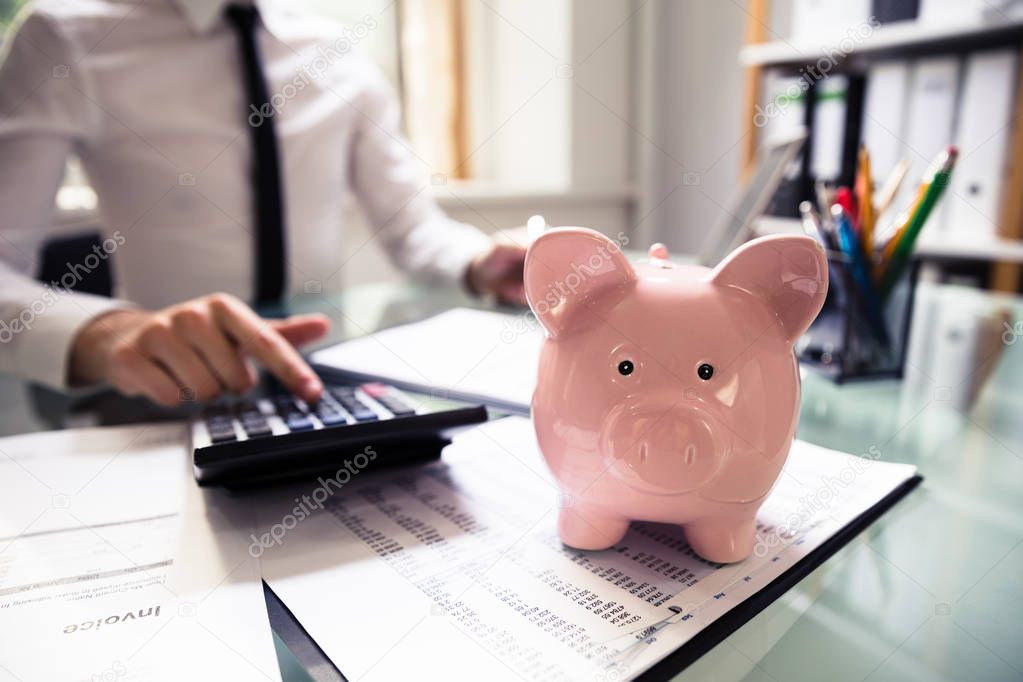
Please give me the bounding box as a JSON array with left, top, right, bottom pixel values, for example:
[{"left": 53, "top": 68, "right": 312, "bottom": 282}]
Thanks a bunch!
[
  {"left": 895, "top": 56, "right": 961, "bottom": 234},
  {"left": 810, "top": 75, "right": 848, "bottom": 183},
  {"left": 862, "top": 60, "right": 911, "bottom": 185},
  {"left": 946, "top": 48, "right": 1019, "bottom": 237}
]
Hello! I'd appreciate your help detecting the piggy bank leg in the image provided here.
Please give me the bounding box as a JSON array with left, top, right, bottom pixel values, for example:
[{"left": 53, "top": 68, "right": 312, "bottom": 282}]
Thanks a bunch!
[
  {"left": 683, "top": 516, "right": 757, "bottom": 564},
  {"left": 558, "top": 503, "right": 629, "bottom": 551}
]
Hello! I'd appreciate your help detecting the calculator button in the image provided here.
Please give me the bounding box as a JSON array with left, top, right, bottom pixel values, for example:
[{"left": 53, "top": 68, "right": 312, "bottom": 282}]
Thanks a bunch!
[
  {"left": 315, "top": 409, "right": 344, "bottom": 421},
  {"left": 378, "top": 397, "right": 415, "bottom": 417},
  {"left": 244, "top": 424, "right": 272, "bottom": 438},
  {"left": 360, "top": 382, "right": 389, "bottom": 399},
  {"left": 275, "top": 397, "right": 305, "bottom": 415},
  {"left": 350, "top": 410, "right": 378, "bottom": 422},
  {"left": 318, "top": 413, "right": 348, "bottom": 426},
  {"left": 314, "top": 399, "right": 339, "bottom": 412},
  {"left": 286, "top": 416, "right": 315, "bottom": 432},
  {"left": 208, "top": 427, "right": 237, "bottom": 443}
]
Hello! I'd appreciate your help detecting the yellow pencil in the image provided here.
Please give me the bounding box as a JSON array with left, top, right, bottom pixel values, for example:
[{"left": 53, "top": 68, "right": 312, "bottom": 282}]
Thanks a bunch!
[
  {"left": 856, "top": 145, "right": 874, "bottom": 256},
  {"left": 877, "top": 184, "right": 927, "bottom": 273}
]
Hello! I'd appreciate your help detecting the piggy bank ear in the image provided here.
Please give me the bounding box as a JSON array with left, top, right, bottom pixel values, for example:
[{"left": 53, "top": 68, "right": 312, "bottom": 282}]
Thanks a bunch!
[
  {"left": 525, "top": 227, "right": 636, "bottom": 338},
  {"left": 709, "top": 234, "right": 828, "bottom": 343}
]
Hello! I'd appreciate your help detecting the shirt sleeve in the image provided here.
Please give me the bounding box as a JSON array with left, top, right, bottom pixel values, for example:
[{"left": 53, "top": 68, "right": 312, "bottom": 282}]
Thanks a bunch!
[
  {"left": 347, "top": 59, "right": 492, "bottom": 286},
  {"left": 0, "top": 12, "right": 129, "bottom": 389}
]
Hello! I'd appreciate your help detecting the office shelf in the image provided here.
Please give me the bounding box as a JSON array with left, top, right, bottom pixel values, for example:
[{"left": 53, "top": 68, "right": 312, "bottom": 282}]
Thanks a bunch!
[
  {"left": 914, "top": 236, "right": 1023, "bottom": 263},
  {"left": 740, "top": 17, "right": 1023, "bottom": 68},
  {"left": 752, "top": 217, "right": 1023, "bottom": 263}
]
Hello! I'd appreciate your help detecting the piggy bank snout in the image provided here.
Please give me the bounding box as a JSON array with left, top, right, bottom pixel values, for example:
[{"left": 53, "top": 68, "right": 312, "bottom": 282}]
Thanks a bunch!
[{"left": 601, "top": 401, "right": 729, "bottom": 495}]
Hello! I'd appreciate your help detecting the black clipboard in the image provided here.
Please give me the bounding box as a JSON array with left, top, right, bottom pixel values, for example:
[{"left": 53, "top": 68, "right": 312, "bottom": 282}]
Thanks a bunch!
[
  {"left": 638, "top": 473, "right": 923, "bottom": 680},
  {"left": 265, "top": 475, "right": 923, "bottom": 681}
]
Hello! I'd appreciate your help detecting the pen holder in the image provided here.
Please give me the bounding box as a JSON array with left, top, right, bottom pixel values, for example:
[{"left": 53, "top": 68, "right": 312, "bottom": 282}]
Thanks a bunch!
[{"left": 797, "top": 251, "right": 919, "bottom": 382}]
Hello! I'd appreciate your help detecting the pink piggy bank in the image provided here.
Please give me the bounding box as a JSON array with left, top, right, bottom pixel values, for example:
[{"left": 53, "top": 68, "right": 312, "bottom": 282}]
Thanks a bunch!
[{"left": 524, "top": 228, "right": 828, "bottom": 563}]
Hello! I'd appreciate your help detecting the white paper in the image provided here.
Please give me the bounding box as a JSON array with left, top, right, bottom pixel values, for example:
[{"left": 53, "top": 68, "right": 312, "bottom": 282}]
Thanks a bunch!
[
  {"left": 0, "top": 424, "right": 281, "bottom": 682},
  {"left": 261, "top": 417, "right": 917, "bottom": 681},
  {"left": 310, "top": 308, "right": 543, "bottom": 411}
]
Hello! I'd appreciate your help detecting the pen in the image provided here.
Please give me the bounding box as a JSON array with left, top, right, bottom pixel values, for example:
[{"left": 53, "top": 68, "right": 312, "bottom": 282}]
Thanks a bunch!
[
  {"left": 833, "top": 205, "right": 890, "bottom": 347},
  {"left": 815, "top": 180, "right": 834, "bottom": 218},
  {"left": 878, "top": 147, "right": 958, "bottom": 300},
  {"left": 798, "top": 200, "right": 834, "bottom": 250},
  {"left": 835, "top": 186, "right": 857, "bottom": 229},
  {"left": 855, "top": 145, "right": 874, "bottom": 258}
]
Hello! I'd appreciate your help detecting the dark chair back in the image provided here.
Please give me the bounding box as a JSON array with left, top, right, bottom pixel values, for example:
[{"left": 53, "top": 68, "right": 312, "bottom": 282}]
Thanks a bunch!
[{"left": 36, "top": 232, "right": 114, "bottom": 297}]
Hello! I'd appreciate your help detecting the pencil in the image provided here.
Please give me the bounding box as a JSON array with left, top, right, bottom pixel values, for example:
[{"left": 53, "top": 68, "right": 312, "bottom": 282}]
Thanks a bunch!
[
  {"left": 876, "top": 158, "right": 911, "bottom": 217},
  {"left": 855, "top": 145, "right": 874, "bottom": 258},
  {"left": 878, "top": 147, "right": 958, "bottom": 300},
  {"left": 878, "top": 182, "right": 928, "bottom": 269},
  {"left": 815, "top": 180, "right": 834, "bottom": 218},
  {"left": 878, "top": 149, "right": 954, "bottom": 268}
]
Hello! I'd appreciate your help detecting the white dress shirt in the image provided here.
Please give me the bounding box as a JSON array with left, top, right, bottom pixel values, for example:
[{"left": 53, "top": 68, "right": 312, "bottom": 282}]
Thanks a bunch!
[{"left": 0, "top": 0, "right": 492, "bottom": 389}]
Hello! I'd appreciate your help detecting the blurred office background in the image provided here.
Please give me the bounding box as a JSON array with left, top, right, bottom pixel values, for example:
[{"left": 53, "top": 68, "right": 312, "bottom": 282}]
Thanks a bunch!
[{"left": 4, "top": 0, "right": 1023, "bottom": 294}]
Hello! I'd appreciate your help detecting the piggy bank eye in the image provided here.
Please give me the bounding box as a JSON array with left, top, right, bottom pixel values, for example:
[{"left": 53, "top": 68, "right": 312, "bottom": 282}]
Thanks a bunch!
[
  {"left": 617, "top": 360, "right": 635, "bottom": 376},
  {"left": 697, "top": 363, "right": 714, "bottom": 381}
]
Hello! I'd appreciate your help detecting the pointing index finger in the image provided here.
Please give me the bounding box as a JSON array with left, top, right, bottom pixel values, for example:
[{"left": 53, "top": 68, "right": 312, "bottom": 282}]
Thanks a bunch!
[{"left": 209, "top": 296, "right": 323, "bottom": 402}]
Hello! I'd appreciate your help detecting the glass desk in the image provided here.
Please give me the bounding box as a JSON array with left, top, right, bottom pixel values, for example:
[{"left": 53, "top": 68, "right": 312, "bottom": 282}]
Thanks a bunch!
[{"left": 1, "top": 279, "right": 1020, "bottom": 682}]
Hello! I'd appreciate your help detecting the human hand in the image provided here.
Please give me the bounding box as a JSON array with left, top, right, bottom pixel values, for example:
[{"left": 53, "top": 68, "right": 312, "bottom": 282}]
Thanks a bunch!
[
  {"left": 69, "top": 293, "right": 330, "bottom": 407},
  {"left": 466, "top": 228, "right": 529, "bottom": 306}
]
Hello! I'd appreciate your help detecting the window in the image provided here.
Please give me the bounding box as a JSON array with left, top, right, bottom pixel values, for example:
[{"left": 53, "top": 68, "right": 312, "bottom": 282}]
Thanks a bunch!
[
  {"left": 0, "top": 0, "right": 29, "bottom": 29},
  {"left": 295, "top": 0, "right": 401, "bottom": 87}
]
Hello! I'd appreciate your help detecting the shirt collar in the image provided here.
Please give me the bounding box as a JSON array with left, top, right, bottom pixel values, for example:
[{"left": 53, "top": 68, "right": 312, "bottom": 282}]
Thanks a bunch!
[{"left": 172, "top": 0, "right": 282, "bottom": 35}]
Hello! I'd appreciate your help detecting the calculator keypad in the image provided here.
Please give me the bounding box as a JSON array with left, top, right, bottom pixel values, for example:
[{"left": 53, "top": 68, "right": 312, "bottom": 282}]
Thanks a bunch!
[{"left": 194, "top": 383, "right": 419, "bottom": 446}]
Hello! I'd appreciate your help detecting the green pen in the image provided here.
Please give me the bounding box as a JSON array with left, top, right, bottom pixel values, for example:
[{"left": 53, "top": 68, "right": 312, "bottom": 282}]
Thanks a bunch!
[{"left": 878, "top": 147, "right": 958, "bottom": 300}]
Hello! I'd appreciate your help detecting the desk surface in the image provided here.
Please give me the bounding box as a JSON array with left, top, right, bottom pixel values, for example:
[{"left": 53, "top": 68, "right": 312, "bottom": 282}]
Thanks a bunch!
[{"left": 2, "top": 280, "right": 1021, "bottom": 682}]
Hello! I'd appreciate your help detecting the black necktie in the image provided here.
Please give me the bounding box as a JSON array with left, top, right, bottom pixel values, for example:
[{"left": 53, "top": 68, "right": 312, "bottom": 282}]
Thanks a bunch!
[{"left": 224, "top": 4, "right": 286, "bottom": 304}]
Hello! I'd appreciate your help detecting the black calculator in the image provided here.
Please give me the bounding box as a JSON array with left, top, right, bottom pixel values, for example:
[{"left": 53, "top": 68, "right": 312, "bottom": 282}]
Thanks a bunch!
[{"left": 191, "top": 379, "right": 488, "bottom": 488}]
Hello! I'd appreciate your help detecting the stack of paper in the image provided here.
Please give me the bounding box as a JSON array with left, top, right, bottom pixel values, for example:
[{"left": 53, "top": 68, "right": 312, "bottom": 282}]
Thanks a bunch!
[
  {"left": 260, "top": 417, "right": 919, "bottom": 680},
  {"left": 311, "top": 308, "right": 543, "bottom": 413},
  {"left": 0, "top": 425, "right": 280, "bottom": 682},
  {"left": 0, "top": 413, "right": 918, "bottom": 679}
]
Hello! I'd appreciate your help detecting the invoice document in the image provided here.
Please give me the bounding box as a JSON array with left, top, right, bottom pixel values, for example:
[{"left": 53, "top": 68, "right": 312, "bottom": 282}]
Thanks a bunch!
[
  {"left": 0, "top": 424, "right": 280, "bottom": 682},
  {"left": 260, "top": 417, "right": 918, "bottom": 680},
  {"left": 310, "top": 308, "right": 542, "bottom": 412}
]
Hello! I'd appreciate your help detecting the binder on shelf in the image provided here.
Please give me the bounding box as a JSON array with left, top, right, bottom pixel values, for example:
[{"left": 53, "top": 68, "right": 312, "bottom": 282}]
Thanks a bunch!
[
  {"left": 895, "top": 56, "right": 960, "bottom": 236},
  {"left": 946, "top": 48, "right": 1019, "bottom": 238},
  {"left": 918, "top": 0, "right": 998, "bottom": 25},
  {"left": 810, "top": 76, "right": 848, "bottom": 184},
  {"left": 871, "top": 0, "right": 920, "bottom": 24},
  {"left": 790, "top": 0, "right": 872, "bottom": 42},
  {"left": 809, "top": 74, "right": 865, "bottom": 189},
  {"left": 762, "top": 73, "right": 809, "bottom": 218},
  {"left": 861, "top": 60, "right": 911, "bottom": 185}
]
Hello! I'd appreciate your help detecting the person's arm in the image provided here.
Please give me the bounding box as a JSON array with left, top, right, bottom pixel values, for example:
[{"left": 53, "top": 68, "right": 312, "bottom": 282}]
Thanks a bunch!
[
  {"left": 0, "top": 12, "right": 129, "bottom": 389},
  {"left": 1, "top": 12, "right": 329, "bottom": 404},
  {"left": 348, "top": 58, "right": 526, "bottom": 303}
]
